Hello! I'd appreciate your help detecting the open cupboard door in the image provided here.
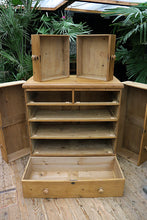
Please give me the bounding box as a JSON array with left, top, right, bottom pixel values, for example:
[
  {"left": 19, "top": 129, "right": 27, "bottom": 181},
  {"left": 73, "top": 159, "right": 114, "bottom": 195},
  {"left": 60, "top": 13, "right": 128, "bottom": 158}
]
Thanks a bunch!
[
  {"left": 117, "top": 81, "right": 147, "bottom": 165},
  {"left": 0, "top": 81, "right": 30, "bottom": 162},
  {"left": 138, "top": 105, "right": 147, "bottom": 165}
]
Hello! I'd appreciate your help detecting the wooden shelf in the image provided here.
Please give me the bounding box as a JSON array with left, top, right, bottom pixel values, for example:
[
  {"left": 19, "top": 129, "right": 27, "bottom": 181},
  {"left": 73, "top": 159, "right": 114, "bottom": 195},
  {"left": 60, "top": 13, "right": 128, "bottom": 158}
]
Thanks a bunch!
[
  {"left": 118, "top": 148, "right": 138, "bottom": 165},
  {"left": 74, "top": 102, "right": 119, "bottom": 106},
  {"left": 27, "top": 101, "right": 119, "bottom": 106},
  {"left": 27, "top": 102, "right": 73, "bottom": 106},
  {"left": 31, "top": 124, "right": 116, "bottom": 139},
  {"left": 32, "top": 140, "right": 114, "bottom": 156},
  {"left": 29, "top": 109, "right": 117, "bottom": 122}
]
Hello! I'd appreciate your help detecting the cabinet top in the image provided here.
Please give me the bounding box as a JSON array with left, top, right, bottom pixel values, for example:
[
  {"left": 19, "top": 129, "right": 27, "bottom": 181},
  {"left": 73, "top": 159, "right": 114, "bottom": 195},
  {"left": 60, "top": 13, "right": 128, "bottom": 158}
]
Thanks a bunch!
[{"left": 22, "top": 76, "right": 124, "bottom": 89}]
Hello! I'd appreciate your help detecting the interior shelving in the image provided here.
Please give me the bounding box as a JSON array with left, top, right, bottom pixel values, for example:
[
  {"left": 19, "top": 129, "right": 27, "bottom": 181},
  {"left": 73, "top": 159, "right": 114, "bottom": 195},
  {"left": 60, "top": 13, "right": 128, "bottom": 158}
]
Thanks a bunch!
[{"left": 26, "top": 89, "right": 120, "bottom": 156}]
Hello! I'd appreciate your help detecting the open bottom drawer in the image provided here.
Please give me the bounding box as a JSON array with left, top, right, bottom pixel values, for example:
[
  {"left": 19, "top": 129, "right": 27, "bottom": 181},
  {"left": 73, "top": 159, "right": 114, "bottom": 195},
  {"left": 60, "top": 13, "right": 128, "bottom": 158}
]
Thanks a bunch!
[{"left": 22, "top": 156, "right": 125, "bottom": 198}]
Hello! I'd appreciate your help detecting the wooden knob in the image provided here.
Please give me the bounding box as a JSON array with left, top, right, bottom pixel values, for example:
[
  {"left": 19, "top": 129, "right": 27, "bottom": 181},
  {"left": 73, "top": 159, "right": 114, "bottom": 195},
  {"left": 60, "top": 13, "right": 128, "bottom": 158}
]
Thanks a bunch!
[
  {"left": 144, "top": 146, "right": 147, "bottom": 151},
  {"left": 98, "top": 187, "right": 104, "bottom": 193},
  {"left": 43, "top": 188, "right": 49, "bottom": 194},
  {"left": 32, "top": 55, "right": 39, "bottom": 61},
  {"left": 111, "top": 55, "right": 116, "bottom": 60}
]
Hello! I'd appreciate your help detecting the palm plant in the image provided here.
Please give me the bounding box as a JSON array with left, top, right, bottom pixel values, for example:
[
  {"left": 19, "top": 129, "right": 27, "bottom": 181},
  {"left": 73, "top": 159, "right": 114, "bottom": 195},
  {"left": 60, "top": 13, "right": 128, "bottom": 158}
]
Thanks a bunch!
[
  {"left": 0, "top": 0, "right": 40, "bottom": 82},
  {"left": 102, "top": 3, "right": 147, "bottom": 83},
  {"left": 37, "top": 13, "right": 91, "bottom": 67},
  {"left": 37, "top": 13, "right": 91, "bottom": 42}
]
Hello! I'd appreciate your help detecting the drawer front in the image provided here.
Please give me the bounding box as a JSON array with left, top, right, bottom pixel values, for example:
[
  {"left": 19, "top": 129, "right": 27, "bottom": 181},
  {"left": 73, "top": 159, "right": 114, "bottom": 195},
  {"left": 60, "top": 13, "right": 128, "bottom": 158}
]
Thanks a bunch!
[
  {"left": 22, "top": 156, "right": 125, "bottom": 198},
  {"left": 22, "top": 179, "right": 125, "bottom": 198}
]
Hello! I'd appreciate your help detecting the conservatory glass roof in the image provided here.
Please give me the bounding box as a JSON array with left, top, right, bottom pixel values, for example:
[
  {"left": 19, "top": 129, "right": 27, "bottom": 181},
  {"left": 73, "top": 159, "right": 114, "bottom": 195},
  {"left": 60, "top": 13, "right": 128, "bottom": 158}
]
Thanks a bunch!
[
  {"left": 66, "top": 1, "right": 147, "bottom": 13},
  {"left": 33, "top": 0, "right": 147, "bottom": 11},
  {"left": 31, "top": 0, "right": 67, "bottom": 10},
  {"left": 1, "top": 0, "right": 146, "bottom": 11}
]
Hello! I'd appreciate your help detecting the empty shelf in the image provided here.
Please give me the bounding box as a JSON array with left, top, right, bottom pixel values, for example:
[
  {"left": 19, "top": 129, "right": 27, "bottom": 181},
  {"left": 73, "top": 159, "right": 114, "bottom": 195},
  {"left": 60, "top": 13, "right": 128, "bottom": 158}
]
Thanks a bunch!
[
  {"left": 29, "top": 109, "right": 117, "bottom": 122},
  {"left": 33, "top": 140, "right": 114, "bottom": 156},
  {"left": 31, "top": 124, "right": 116, "bottom": 139}
]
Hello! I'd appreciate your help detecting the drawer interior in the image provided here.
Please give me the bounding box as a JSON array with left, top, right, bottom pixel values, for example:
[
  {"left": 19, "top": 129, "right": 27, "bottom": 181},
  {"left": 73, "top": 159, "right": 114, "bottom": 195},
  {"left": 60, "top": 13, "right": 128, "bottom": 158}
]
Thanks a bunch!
[
  {"left": 39, "top": 36, "right": 69, "bottom": 79},
  {"left": 77, "top": 36, "right": 109, "bottom": 78},
  {"left": 23, "top": 156, "right": 124, "bottom": 181}
]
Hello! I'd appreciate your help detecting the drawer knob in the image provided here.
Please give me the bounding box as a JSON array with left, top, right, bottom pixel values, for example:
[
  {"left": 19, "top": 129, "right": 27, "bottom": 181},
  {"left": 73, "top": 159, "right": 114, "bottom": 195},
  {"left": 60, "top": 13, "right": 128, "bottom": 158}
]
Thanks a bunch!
[
  {"left": 98, "top": 187, "right": 104, "bottom": 193},
  {"left": 111, "top": 55, "right": 116, "bottom": 60},
  {"left": 32, "top": 55, "right": 39, "bottom": 61},
  {"left": 144, "top": 146, "right": 147, "bottom": 151},
  {"left": 43, "top": 188, "right": 49, "bottom": 194}
]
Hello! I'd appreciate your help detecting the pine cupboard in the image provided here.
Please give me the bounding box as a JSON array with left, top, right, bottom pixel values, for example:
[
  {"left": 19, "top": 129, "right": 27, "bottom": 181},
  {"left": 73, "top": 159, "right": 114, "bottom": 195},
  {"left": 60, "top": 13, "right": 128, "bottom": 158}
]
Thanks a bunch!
[{"left": 21, "top": 76, "right": 125, "bottom": 198}]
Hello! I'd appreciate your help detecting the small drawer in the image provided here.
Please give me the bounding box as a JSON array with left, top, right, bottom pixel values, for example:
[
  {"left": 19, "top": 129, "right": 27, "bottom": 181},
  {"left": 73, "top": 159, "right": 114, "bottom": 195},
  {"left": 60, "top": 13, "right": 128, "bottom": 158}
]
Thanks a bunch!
[
  {"left": 32, "top": 35, "right": 69, "bottom": 82},
  {"left": 22, "top": 156, "right": 125, "bottom": 198},
  {"left": 77, "top": 35, "right": 116, "bottom": 81}
]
